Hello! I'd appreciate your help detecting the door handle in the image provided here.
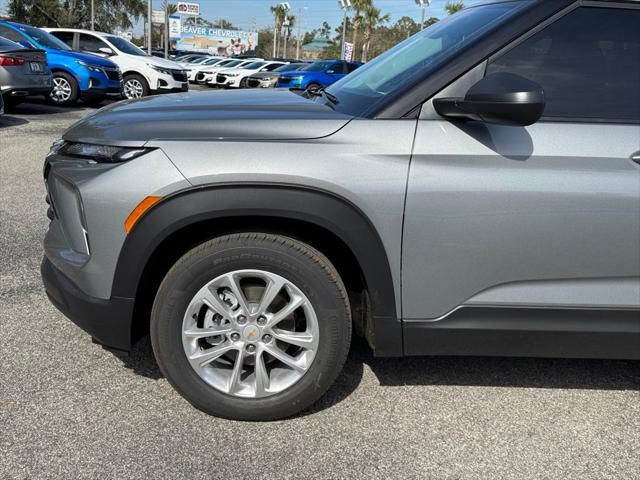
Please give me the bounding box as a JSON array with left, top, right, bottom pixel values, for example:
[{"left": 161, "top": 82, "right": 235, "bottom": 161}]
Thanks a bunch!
[{"left": 631, "top": 151, "right": 640, "bottom": 165}]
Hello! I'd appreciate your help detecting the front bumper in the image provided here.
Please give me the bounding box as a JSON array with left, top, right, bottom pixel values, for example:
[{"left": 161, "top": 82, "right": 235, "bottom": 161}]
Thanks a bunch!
[
  {"left": 153, "top": 70, "right": 189, "bottom": 92},
  {"left": 42, "top": 257, "right": 134, "bottom": 351}
]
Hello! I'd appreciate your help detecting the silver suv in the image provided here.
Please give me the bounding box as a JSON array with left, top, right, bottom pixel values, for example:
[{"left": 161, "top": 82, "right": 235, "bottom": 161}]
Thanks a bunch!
[{"left": 42, "top": 0, "right": 640, "bottom": 420}]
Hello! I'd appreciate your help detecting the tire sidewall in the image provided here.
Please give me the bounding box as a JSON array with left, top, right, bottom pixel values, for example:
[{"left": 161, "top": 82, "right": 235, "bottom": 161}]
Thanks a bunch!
[{"left": 151, "top": 235, "right": 350, "bottom": 420}]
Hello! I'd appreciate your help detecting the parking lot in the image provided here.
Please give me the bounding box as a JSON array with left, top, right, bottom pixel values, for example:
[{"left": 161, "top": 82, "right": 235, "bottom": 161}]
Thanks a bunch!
[{"left": 1, "top": 96, "right": 639, "bottom": 480}]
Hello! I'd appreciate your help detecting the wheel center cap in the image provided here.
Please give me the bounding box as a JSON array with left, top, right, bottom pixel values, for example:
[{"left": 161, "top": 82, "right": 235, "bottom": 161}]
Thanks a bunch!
[{"left": 242, "top": 325, "right": 260, "bottom": 342}]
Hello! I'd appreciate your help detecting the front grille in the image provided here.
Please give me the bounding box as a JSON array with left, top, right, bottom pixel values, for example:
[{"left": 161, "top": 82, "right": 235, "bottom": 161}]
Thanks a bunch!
[
  {"left": 171, "top": 70, "right": 188, "bottom": 82},
  {"left": 278, "top": 77, "right": 291, "bottom": 84},
  {"left": 104, "top": 68, "right": 122, "bottom": 81},
  {"left": 216, "top": 74, "right": 227, "bottom": 83},
  {"left": 247, "top": 77, "right": 261, "bottom": 88},
  {"left": 196, "top": 73, "right": 206, "bottom": 81}
]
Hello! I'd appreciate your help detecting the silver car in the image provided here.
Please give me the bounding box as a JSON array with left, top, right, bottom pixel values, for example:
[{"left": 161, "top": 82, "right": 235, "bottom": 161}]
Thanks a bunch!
[
  {"left": 41, "top": 0, "right": 640, "bottom": 421},
  {"left": 0, "top": 35, "right": 51, "bottom": 107}
]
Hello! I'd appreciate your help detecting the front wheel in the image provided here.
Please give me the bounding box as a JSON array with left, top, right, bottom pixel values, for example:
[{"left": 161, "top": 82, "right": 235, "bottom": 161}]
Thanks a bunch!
[
  {"left": 122, "top": 73, "right": 149, "bottom": 99},
  {"left": 150, "top": 233, "right": 352, "bottom": 421},
  {"left": 48, "top": 71, "right": 79, "bottom": 106}
]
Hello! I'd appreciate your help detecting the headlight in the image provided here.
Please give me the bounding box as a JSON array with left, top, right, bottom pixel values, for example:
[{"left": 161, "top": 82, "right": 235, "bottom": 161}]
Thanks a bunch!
[
  {"left": 75, "top": 60, "right": 104, "bottom": 73},
  {"left": 49, "top": 141, "right": 152, "bottom": 163},
  {"left": 225, "top": 73, "right": 240, "bottom": 77},
  {"left": 150, "top": 65, "right": 174, "bottom": 75}
]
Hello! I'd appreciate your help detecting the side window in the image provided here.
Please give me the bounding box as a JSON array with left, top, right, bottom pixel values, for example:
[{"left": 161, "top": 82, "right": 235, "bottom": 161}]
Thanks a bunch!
[
  {"left": 327, "top": 62, "right": 343, "bottom": 74},
  {"left": 487, "top": 7, "right": 640, "bottom": 121},
  {"left": 0, "top": 25, "right": 27, "bottom": 44},
  {"left": 262, "top": 63, "right": 282, "bottom": 72},
  {"left": 346, "top": 63, "right": 360, "bottom": 73},
  {"left": 50, "top": 31, "right": 74, "bottom": 48},
  {"left": 78, "top": 33, "right": 108, "bottom": 54}
]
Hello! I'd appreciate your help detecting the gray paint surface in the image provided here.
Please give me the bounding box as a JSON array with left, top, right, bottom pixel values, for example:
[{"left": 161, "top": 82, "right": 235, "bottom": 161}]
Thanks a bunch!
[{"left": 403, "top": 120, "right": 640, "bottom": 319}]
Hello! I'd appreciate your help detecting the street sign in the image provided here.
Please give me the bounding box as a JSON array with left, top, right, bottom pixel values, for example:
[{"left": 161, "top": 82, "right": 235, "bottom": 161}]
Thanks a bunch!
[
  {"left": 169, "top": 16, "right": 182, "bottom": 39},
  {"left": 342, "top": 41, "right": 354, "bottom": 62},
  {"left": 176, "top": 2, "right": 200, "bottom": 16}
]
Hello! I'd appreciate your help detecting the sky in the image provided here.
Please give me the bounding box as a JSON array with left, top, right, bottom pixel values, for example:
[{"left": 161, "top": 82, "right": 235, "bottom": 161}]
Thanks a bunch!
[{"left": 0, "top": 0, "right": 484, "bottom": 36}]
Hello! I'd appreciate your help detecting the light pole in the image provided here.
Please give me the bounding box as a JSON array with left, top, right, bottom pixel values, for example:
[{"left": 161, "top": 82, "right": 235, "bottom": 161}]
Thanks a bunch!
[
  {"left": 338, "top": 0, "right": 351, "bottom": 60},
  {"left": 147, "top": 0, "right": 152, "bottom": 54},
  {"left": 415, "top": 0, "right": 430, "bottom": 30},
  {"left": 296, "top": 7, "right": 305, "bottom": 60},
  {"left": 279, "top": 2, "right": 290, "bottom": 59}
]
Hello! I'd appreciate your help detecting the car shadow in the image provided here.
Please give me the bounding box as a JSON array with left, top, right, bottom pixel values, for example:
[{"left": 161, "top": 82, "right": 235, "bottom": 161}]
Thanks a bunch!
[
  {"left": 0, "top": 115, "right": 29, "bottom": 128},
  {"left": 114, "top": 335, "right": 639, "bottom": 418}
]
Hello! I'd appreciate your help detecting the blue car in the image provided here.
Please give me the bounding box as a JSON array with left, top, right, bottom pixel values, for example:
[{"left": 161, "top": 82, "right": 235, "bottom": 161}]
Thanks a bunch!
[
  {"left": 276, "top": 60, "right": 362, "bottom": 90},
  {"left": 0, "top": 21, "right": 122, "bottom": 106}
]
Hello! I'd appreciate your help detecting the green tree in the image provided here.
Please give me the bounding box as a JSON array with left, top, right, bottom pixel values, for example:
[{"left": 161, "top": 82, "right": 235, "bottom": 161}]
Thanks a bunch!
[
  {"left": 360, "top": 4, "right": 389, "bottom": 62},
  {"left": 270, "top": 4, "right": 288, "bottom": 57},
  {"left": 395, "top": 16, "right": 419, "bottom": 39},
  {"left": 8, "top": 0, "right": 145, "bottom": 31},
  {"left": 349, "top": 0, "right": 371, "bottom": 61},
  {"left": 444, "top": 1, "right": 465, "bottom": 15}
]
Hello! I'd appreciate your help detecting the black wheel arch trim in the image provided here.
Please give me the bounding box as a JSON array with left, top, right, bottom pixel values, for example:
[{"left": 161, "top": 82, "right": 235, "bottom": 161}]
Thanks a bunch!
[{"left": 112, "top": 182, "right": 402, "bottom": 356}]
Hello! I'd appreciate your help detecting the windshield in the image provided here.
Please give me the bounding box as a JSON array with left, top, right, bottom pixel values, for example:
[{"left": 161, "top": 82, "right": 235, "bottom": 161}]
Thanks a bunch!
[
  {"left": 243, "top": 61, "right": 266, "bottom": 70},
  {"left": 326, "top": 1, "right": 531, "bottom": 117},
  {"left": 18, "top": 25, "right": 71, "bottom": 50},
  {"left": 301, "top": 61, "right": 332, "bottom": 72},
  {"left": 221, "top": 60, "right": 243, "bottom": 68},
  {"left": 203, "top": 58, "right": 224, "bottom": 65},
  {"left": 189, "top": 56, "right": 210, "bottom": 64},
  {"left": 105, "top": 35, "right": 147, "bottom": 56},
  {"left": 275, "top": 63, "right": 305, "bottom": 72}
]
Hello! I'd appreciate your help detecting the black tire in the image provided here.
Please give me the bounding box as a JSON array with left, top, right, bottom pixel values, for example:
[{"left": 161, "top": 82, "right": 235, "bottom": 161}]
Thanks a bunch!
[
  {"left": 2, "top": 94, "right": 22, "bottom": 112},
  {"left": 122, "top": 73, "right": 150, "bottom": 99},
  {"left": 48, "top": 71, "right": 79, "bottom": 106},
  {"left": 306, "top": 82, "right": 322, "bottom": 92},
  {"left": 150, "top": 233, "right": 352, "bottom": 421},
  {"left": 83, "top": 95, "right": 106, "bottom": 107},
  {"left": 239, "top": 77, "right": 248, "bottom": 88}
]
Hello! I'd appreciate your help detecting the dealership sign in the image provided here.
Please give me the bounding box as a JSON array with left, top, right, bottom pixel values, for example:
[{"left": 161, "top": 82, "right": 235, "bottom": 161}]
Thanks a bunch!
[
  {"left": 176, "top": 26, "right": 259, "bottom": 55},
  {"left": 151, "top": 9, "right": 165, "bottom": 24},
  {"left": 169, "top": 16, "right": 182, "bottom": 39},
  {"left": 176, "top": 2, "right": 200, "bottom": 16},
  {"left": 342, "top": 42, "right": 354, "bottom": 62}
]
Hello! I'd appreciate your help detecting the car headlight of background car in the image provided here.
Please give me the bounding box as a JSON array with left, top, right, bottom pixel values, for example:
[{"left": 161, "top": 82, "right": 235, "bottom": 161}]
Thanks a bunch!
[
  {"left": 75, "top": 60, "right": 105, "bottom": 74},
  {"left": 150, "top": 65, "right": 174, "bottom": 76},
  {"left": 49, "top": 141, "right": 152, "bottom": 164}
]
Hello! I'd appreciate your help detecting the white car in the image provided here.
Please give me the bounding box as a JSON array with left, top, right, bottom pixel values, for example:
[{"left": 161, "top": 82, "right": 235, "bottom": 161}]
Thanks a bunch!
[
  {"left": 45, "top": 28, "right": 189, "bottom": 99},
  {"left": 196, "top": 59, "right": 261, "bottom": 86},
  {"left": 184, "top": 57, "right": 229, "bottom": 82},
  {"left": 212, "top": 60, "right": 284, "bottom": 88},
  {"left": 178, "top": 55, "right": 221, "bottom": 69}
]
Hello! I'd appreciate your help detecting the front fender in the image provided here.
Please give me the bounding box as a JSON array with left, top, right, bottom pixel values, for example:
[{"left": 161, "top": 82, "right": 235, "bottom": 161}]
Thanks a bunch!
[{"left": 112, "top": 183, "right": 402, "bottom": 356}]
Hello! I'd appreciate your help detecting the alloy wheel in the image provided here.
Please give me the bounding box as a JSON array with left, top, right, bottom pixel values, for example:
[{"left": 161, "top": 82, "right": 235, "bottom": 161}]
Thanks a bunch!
[
  {"left": 124, "top": 79, "right": 144, "bottom": 99},
  {"left": 51, "top": 77, "right": 72, "bottom": 103},
  {"left": 181, "top": 269, "right": 319, "bottom": 398}
]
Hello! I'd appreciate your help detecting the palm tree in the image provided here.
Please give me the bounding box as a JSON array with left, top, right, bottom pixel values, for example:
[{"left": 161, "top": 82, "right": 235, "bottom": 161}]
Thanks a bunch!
[
  {"left": 350, "top": 0, "right": 371, "bottom": 61},
  {"left": 361, "top": 5, "right": 389, "bottom": 62},
  {"left": 270, "top": 4, "right": 288, "bottom": 57},
  {"left": 444, "top": 1, "right": 465, "bottom": 15}
]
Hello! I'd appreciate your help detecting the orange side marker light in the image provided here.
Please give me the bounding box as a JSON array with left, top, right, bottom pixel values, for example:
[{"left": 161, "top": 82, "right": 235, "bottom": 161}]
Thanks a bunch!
[{"left": 124, "top": 196, "right": 163, "bottom": 234}]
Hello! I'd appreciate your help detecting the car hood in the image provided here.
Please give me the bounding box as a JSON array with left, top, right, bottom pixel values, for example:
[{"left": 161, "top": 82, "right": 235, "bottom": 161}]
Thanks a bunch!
[
  {"left": 137, "top": 54, "right": 184, "bottom": 70},
  {"left": 62, "top": 89, "right": 352, "bottom": 145},
  {"left": 47, "top": 48, "right": 117, "bottom": 67}
]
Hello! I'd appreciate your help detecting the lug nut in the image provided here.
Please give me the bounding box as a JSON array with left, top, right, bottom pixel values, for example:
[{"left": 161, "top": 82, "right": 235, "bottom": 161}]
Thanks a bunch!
[
  {"left": 262, "top": 334, "right": 272, "bottom": 343},
  {"left": 245, "top": 344, "right": 256, "bottom": 353},
  {"left": 230, "top": 333, "right": 240, "bottom": 341},
  {"left": 237, "top": 315, "right": 247, "bottom": 325},
  {"left": 257, "top": 316, "right": 267, "bottom": 326}
]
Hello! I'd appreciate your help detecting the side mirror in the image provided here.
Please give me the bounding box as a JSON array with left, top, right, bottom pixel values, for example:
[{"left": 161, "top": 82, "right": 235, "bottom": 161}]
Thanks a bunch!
[
  {"left": 433, "top": 72, "right": 545, "bottom": 126},
  {"left": 98, "top": 47, "right": 114, "bottom": 56}
]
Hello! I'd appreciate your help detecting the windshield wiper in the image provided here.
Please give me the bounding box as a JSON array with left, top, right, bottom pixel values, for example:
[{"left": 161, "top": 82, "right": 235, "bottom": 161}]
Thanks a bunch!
[{"left": 306, "top": 87, "right": 339, "bottom": 106}]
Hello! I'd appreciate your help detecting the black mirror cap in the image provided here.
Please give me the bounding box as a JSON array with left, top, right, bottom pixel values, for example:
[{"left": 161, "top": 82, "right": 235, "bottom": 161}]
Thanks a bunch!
[{"left": 434, "top": 72, "right": 545, "bottom": 126}]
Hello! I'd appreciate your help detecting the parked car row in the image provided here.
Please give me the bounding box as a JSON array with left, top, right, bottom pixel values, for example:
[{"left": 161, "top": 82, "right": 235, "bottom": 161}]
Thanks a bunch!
[{"left": 0, "top": 20, "right": 189, "bottom": 108}]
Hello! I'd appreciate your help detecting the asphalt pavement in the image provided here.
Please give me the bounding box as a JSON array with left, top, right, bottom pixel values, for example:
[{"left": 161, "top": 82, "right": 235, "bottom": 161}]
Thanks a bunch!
[{"left": 1, "top": 95, "right": 639, "bottom": 480}]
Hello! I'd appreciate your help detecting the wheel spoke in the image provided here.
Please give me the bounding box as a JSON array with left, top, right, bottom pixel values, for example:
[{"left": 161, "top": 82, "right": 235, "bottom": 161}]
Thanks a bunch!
[
  {"left": 227, "top": 349, "right": 245, "bottom": 394},
  {"left": 184, "top": 325, "right": 232, "bottom": 339},
  {"left": 223, "top": 272, "right": 252, "bottom": 315},
  {"left": 267, "top": 294, "right": 304, "bottom": 328},
  {"left": 256, "top": 276, "right": 286, "bottom": 315},
  {"left": 254, "top": 348, "right": 269, "bottom": 396},
  {"left": 271, "top": 329, "right": 314, "bottom": 349},
  {"left": 264, "top": 344, "right": 307, "bottom": 373},
  {"left": 200, "top": 287, "right": 233, "bottom": 317},
  {"left": 188, "top": 343, "right": 235, "bottom": 368}
]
